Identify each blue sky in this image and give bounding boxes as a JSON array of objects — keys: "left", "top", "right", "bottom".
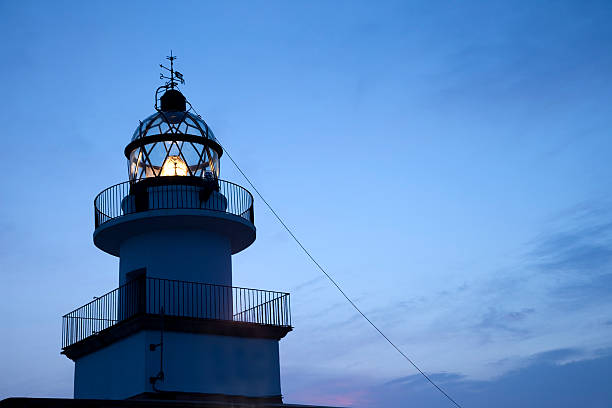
[{"left": 1, "top": 1, "right": 612, "bottom": 407}]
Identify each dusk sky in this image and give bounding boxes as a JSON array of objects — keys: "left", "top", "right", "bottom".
[{"left": 1, "top": 1, "right": 612, "bottom": 407}]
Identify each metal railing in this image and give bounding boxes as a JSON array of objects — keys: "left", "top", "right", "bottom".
[
  {"left": 94, "top": 179, "right": 254, "bottom": 228},
  {"left": 62, "top": 277, "right": 291, "bottom": 349}
]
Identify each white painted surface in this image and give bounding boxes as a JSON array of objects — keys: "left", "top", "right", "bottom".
[
  {"left": 94, "top": 209, "right": 256, "bottom": 256},
  {"left": 118, "top": 228, "right": 232, "bottom": 287},
  {"left": 74, "top": 331, "right": 281, "bottom": 399},
  {"left": 159, "top": 331, "right": 281, "bottom": 397},
  {"left": 74, "top": 331, "right": 147, "bottom": 400}
]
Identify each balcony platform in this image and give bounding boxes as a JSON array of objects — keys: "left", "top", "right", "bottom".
[
  {"left": 93, "top": 179, "right": 256, "bottom": 256},
  {"left": 62, "top": 277, "right": 292, "bottom": 360},
  {"left": 62, "top": 314, "right": 292, "bottom": 361}
]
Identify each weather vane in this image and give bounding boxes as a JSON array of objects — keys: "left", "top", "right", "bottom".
[{"left": 160, "top": 50, "right": 185, "bottom": 89}]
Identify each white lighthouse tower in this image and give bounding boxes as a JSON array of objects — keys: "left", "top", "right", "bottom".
[{"left": 61, "top": 56, "right": 294, "bottom": 405}]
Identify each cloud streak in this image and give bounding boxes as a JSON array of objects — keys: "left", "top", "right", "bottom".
[
  {"left": 283, "top": 200, "right": 612, "bottom": 391},
  {"left": 285, "top": 348, "right": 612, "bottom": 408}
]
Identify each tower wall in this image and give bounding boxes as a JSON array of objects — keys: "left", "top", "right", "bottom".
[
  {"left": 74, "top": 331, "right": 147, "bottom": 400},
  {"left": 157, "top": 332, "right": 281, "bottom": 397},
  {"left": 119, "top": 227, "right": 232, "bottom": 287},
  {"left": 73, "top": 331, "right": 281, "bottom": 400}
]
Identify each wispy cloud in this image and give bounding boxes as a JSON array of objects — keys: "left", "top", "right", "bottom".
[
  {"left": 528, "top": 202, "right": 612, "bottom": 275},
  {"left": 384, "top": 372, "right": 465, "bottom": 387},
  {"left": 284, "top": 348, "right": 612, "bottom": 408},
  {"left": 291, "top": 276, "right": 325, "bottom": 292},
  {"left": 283, "top": 200, "right": 612, "bottom": 388},
  {"left": 475, "top": 307, "right": 535, "bottom": 335}
]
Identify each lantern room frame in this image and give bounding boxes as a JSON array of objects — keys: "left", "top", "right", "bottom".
[{"left": 125, "top": 110, "right": 223, "bottom": 183}]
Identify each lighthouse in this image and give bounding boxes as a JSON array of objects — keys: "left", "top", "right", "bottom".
[{"left": 60, "top": 55, "right": 295, "bottom": 404}]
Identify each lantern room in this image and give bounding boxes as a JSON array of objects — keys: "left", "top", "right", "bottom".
[{"left": 124, "top": 89, "right": 223, "bottom": 183}]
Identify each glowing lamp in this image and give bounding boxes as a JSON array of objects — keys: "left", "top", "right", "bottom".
[{"left": 160, "top": 155, "right": 188, "bottom": 176}]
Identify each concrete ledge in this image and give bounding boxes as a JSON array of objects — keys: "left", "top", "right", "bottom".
[
  {"left": 94, "top": 209, "right": 256, "bottom": 257},
  {"left": 62, "top": 315, "right": 292, "bottom": 361}
]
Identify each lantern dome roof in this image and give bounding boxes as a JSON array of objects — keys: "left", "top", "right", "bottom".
[
  {"left": 131, "top": 111, "right": 219, "bottom": 146},
  {"left": 127, "top": 88, "right": 221, "bottom": 156},
  {"left": 124, "top": 89, "right": 224, "bottom": 183}
]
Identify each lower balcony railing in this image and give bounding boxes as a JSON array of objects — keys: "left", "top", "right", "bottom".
[{"left": 62, "top": 277, "right": 291, "bottom": 349}]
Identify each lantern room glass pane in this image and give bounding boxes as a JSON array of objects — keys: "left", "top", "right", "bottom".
[
  {"left": 128, "top": 110, "right": 221, "bottom": 182},
  {"left": 128, "top": 141, "right": 220, "bottom": 182}
]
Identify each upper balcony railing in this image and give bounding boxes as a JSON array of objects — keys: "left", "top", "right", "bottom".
[
  {"left": 94, "top": 178, "right": 254, "bottom": 228},
  {"left": 62, "top": 277, "right": 291, "bottom": 349}
]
